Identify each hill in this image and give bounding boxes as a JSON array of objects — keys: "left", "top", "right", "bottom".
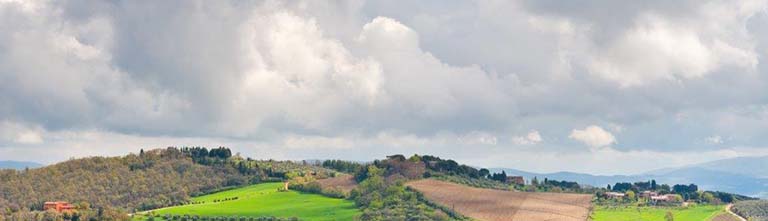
[
  {"left": 135, "top": 182, "right": 360, "bottom": 221},
  {"left": 1, "top": 151, "right": 759, "bottom": 220},
  {"left": 645, "top": 167, "right": 768, "bottom": 198},
  {"left": 0, "top": 160, "right": 42, "bottom": 170},
  {"left": 682, "top": 156, "right": 768, "bottom": 179},
  {"left": 0, "top": 147, "right": 332, "bottom": 220}
]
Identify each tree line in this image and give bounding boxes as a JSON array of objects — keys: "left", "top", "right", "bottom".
[{"left": 602, "top": 180, "right": 754, "bottom": 205}]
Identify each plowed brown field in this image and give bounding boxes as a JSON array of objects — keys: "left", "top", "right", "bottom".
[
  {"left": 711, "top": 213, "right": 742, "bottom": 221},
  {"left": 316, "top": 174, "right": 357, "bottom": 193},
  {"left": 406, "top": 179, "right": 592, "bottom": 221}
]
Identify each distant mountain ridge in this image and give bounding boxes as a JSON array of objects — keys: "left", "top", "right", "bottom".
[
  {"left": 695, "top": 156, "right": 768, "bottom": 178},
  {"left": 0, "top": 160, "right": 42, "bottom": 170},
  {"left": 491, "top": 155, "right": 768, "bottom": 199}
]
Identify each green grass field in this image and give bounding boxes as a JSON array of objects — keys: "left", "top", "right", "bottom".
[
  {"left": 133, "top": 182, "right": 360, "bottom": 221},
  {"left": 592, "top": 205, "right": 727, "bottom": 221}
]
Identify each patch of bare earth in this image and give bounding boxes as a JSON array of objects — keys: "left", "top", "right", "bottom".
[
  {"left": 406, "top": 179, "right": 592, "bottom": 221},
  {"left": 316, "top": 174, "right": 357, "bottom": 193},
  {"left": 712, "top": 213, "right": 742, "bottom": 221}
]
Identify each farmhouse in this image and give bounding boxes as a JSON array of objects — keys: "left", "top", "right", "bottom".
[
  {"left": 605, "top": 192, "right": 626, "bottom": 199},
  {"left": 43, "top": 201, "right": 75, "bottom": 212},
  {"left": 640, "top": 191, "right": 659, "bottom": 198},
  {"left": 505, "top": 176, "right": 525, "bottom": 185},
  {"left": 651, "top": 194, "right": 679, "bottom": 202}
]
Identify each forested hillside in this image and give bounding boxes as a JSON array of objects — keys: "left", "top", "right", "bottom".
[{"left": 0, "top": 147, "right": 329, "bottom": 220}]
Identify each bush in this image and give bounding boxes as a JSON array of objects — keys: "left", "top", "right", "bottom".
[{"left": 321, "top": 188, "right": 346, "bottom": 199}]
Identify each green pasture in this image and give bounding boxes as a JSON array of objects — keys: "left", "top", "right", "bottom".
[
  {"left": 592, "top": 205, "right": 729, "bottom": 221},
  {"left": 133, "top": 182, "right": 360, "bottom": 221}
]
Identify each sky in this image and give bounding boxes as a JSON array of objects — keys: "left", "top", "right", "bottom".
[{"left": 2, "top": 0, "right": 768, "bottom": 175}]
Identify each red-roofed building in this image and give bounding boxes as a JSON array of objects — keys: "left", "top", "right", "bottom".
[
  {"left": 505, "top": 176, "right": 525, "bottom": 185},
  {"left": 43, "top": 201, "right": 75, "bottom": 212}
]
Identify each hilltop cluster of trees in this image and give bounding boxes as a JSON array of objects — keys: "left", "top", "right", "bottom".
[
  {"left": 609, "top": 180, "right": 669, "bottom": 193},
  {"left": 541, "top": 178, "right": 580, "bottom": 190},
  {"left": 321, "top": 160, "right": 363, "bottom": 174},
  {"left": 321, "top": 154, "right": 501, "bottom": 183},
  {"left": 418, "top": 155, "right": 483, "bottom": 179},
  {"left": 318, "top": 155, "right": 468, "bottom": 220},
  {"left": 488, "top": 171, "right": 507, "bottom": 182},
  {"left": 609, "top": 181, "right": 702, "bottom": 201},
  {"left": 348, "top": 156, "right": 462, "bottom": 220}
]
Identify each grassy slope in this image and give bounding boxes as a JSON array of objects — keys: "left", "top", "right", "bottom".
[
  {"left": 135, "top": 182, "right": 360, "bottom": 221},
  {"left": 592, "top": 205, "right": 727, "bottom": 221}
]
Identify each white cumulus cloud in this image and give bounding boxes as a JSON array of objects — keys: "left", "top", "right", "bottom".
[
  {"left": 512, "top": 130, "right": 543, "bottom": 145},
  {"left": 458, "top": 131, "right": 498, "bottom": 145},
  {"left": 705, "top": 135, "right": 724, "bottom": 144},
  {"left": 569, "top": 125, "right": 616, "bottom": 150},
  {"left": 0, "top": 121, "right": 44, "bottom": 145}
]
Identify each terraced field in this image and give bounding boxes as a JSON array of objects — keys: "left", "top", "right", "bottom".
[
  {"left": 133, "top": 182, "right": 360, "bottom": 221},
  {"left": 406, "top": 179, "right": 592, "bottom": 221}
]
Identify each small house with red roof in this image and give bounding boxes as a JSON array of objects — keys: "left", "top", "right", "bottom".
[{"left": 43, "top": 201, "right": 75, "bottom": 212}]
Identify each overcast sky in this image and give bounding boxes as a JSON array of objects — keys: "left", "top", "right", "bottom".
[{"left": 2, "top": 0, "right": 768, "bottom": 175}]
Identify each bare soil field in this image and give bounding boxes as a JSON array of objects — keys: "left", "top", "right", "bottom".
[
  {"left": 406, "top": 179, "right": 592, "bottom": 221},
  {"left": 712, "top": 213, "right": 742, "bottom": 221},
  {"left": 317, "top": 174, "right": 357, "bottom": 193}
]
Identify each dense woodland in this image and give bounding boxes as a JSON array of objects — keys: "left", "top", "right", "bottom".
[{"left": 0, "top": 147, "right": 330, "bottom": 221}]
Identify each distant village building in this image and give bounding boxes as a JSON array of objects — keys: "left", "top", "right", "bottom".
[
  {"left": 651, "top": 194, "right": 678, "bottom": 202},
  {"left": 505, "top": 176, "right": 525, "bottom": 185},
  {"left": 640, "top": 191, "right": 659, "bottom": 198},
  {"left": 43, "top": 202, "right": 75, "bottom": 212},
  {"left": 605, "top": 192, "right": 626, "bottom": 199}
]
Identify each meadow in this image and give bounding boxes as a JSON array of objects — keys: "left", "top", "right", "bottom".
[
  {"left": 592, "top": 205, "right": 731, "bottom": 221},
  {"left": 133, "top": 182, "right": 360, "bottom": 221}
]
